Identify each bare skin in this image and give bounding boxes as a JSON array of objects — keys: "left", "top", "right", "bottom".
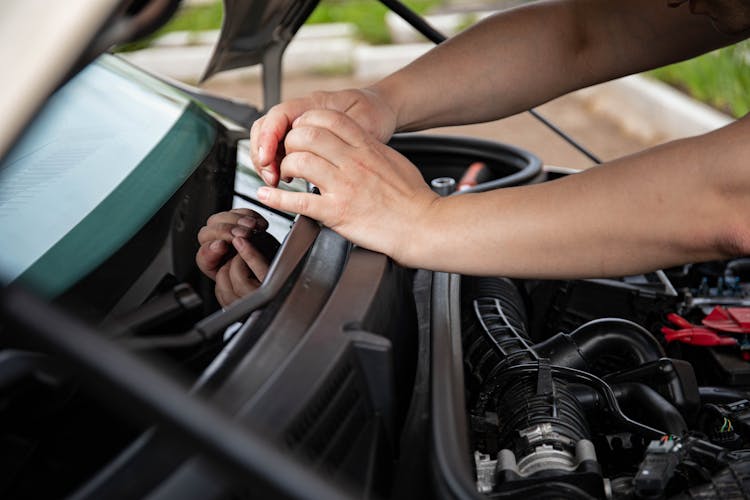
[
  {"left": 196, "top": 208, "right": 272, "bottom": 307},
  {"left": 233, "top": 0, "right": 750, "bottom": 282},
  {"left": 257, "top": 110, "right": 750, "bottom": 278}
]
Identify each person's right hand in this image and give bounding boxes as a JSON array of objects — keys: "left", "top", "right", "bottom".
[{"left": 250, "top": 87, "right": 397, "bottom": 187}]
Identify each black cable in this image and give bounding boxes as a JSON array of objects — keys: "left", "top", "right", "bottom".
[
  {"left": 378, "top": 0, "right": 447, "bottom": 45},
  {"left": 378, "top": 0, "right": 603, "bottom": 165},
  {"left": 528, "top": 109, "right": 602, "bottom": 164}
]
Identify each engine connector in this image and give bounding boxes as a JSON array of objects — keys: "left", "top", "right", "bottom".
[{"left": 634, "top": 437, "right": 683, "bottom": 498}]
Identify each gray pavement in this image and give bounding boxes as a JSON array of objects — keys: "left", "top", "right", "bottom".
[{"left": 203, "top": 74, "right": 654, "bottom": 170}]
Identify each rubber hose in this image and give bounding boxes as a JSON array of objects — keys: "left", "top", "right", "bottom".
[
  {"left": 534, "top": 318, "right": 664, "bottom": 373},
  {"left": 612, "top": 383, "right": 687, "bottom": 436}
]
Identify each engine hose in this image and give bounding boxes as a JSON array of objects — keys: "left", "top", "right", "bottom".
[
  {"left": 496, "top": 375, "right": 591, "bottom": 457},
  {"left": 463, "top": 277, "right": 674, "bottom": 458},
  {"left": 462, "top": 278, "right": 535, "bottom": 401},
  {"left": 534, "top": 318, "right": 664, "bottom": 374},
  {"left": 568, "top": 383, "right": 686, "bottom": 436},
  {"left": 462, "top": 277, "right": 590, "bottom": 457},
  {"left": 698, "top": 386, "right": 750, "bottom": 405}
]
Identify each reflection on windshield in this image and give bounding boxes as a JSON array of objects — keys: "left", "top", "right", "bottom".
[{"left": 0, "top": 56, "right": 186, "bottom": 286}]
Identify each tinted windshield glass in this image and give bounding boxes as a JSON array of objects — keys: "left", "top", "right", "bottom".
[{"left": 0, "top": 55, "right": 216, "bottom": 296}]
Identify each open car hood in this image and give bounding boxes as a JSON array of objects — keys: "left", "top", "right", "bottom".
[{"left": 201, "top": 0, "right": 320, "bottom": 108}]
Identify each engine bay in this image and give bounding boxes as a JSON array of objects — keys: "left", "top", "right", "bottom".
[{"left": 460, "top": 262, "right": 750, "bottom": 499}]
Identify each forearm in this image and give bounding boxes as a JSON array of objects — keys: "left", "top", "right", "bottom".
[
  {"left": 371, "top": 0, "right": 732, "bottom": 133},
  {"left": 400, "top": 121, "right": 750, "bottom": 278}
]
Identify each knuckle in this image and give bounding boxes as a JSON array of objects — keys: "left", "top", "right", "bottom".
[
  {"left": 310, "top": 91, "right": 329, "bottom": 106},
  {"left": 250, "top": 117, "right": 261, "bottom": 134},
  {"left": 230, "top": 208, "right": 252, "bottom": 217},
  {"left": 294, "top": 195, "right": 309, "bottom": 214},
  {"left": 303, "top": 126, "right": 323, "bottom": 143},
  {"left": 329, "top": 112, "right": 349, "bottom": 130}
]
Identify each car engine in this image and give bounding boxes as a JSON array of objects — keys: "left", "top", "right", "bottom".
[{"left": 461, "top": 264, "right": 750, "bottom": 499}]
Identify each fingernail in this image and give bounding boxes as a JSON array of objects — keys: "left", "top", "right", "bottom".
[
  {"left": 233, "top": 236, "right": 246, "bottom": 249},
  {"left": 237, "top": 217, "right": 257, "bottom": 229},
  {"left": 258, "top": 146, "right": 265, "bottom": 161},
  {"left": 210, "top": 240, "right": 223, "bottom": 251},
  {"left": 257, "top": 187, "right": 271, "bottom": 201},
  {"left": 261, "top": 170, "right": 274, "bottom": 185},
  {"left": 292, "top": 117, "right": 301, "bottom": 127},
  {"left": 231, "top": 226, "right": 249, "bottom": 238}
]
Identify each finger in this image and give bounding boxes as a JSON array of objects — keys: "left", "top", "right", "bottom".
[
  {"left": 251, "top": 120, "right": 280, "bottom": 187},
  {"left": 284, "top": 126, "right": 357, "bottom": 169},
  {"left": 279, "top": 152, "right": 338, "bottom": 189},
  {"left": 233, "top": 236, "right": 271, "bottom": 282},
  {"left": 198, "top": 222, "right": 252, "bottom": 245},
  {"left": 253, "top": 99, "right": 320, "bottom": 182},
  {"left": 215, "top": 262, "right": 239, "bottom": 307},
  {"left": 249, "top": 116, "right": 264, "bottom": 166},
  {"left": 228, "top": 254, "right": 261, "bottom": 297},
  {"left": 196, "top": 240, "right": 229, "bottom": 280},
  {"left": 231, "top": 208, "right": 269, "bottom": 231},
  {"left": 256, "top": 187, "right": 330, "bottom": 223},
  {"left": 292, "top": 109, "right": 369, "bottom": 148},
  {"left": 207, "top": 209, "right": 269, "bottom": 231}
]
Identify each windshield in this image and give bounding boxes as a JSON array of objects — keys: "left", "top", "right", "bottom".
[{"left": 0, "top": 55, "right": 216, "bottom": 297}]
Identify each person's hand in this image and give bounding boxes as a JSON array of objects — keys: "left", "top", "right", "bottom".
[
  {"left": 196, "top": 208, "right": 278, "bottom": 307},
  {"left": 255, "top": 109, "right": 440, "bottom": 265},
  {"left": 250, "top": 88, "right": 398, "bottom": 187}
]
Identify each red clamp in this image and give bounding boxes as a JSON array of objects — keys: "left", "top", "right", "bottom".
[
  {"left": 662, "top": 313, "right": 738, "bottom": 347},
  {"left": 702, "top": 306, "right": 750, "bottom": 333}
]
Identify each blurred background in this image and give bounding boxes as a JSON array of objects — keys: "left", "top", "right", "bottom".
[{"left": 117, "top": 0, "right": 747, "bottom": 169}]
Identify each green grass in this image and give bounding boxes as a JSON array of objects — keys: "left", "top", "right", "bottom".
[
  {"left": 117, "top": 2, "right": 223, "bottom": 52},
  {"left": 649, "top": 42, "right": 750, "bottom": 118},
  {"left": 117, "top": 1, "right": 750, "bottom": 119},
  {"left": 116, "top": 0, "right": 441, "bottom": 51},
  {"left": 308, "top": 0, "right": 441, "bottom": 44}
]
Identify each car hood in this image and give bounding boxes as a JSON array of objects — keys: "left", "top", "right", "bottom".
[
  {"left": 0, "top": 0, "right": 180, "bottom": 163},
  {"left": 201, "top": 0, "right": 319, "bottom": 83}
]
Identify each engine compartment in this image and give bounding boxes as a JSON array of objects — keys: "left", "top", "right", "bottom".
[{"left": 459, "top": 263, "right": 750, "bottom": 499}]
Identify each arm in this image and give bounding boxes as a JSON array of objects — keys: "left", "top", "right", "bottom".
[
  {"left": 256, "top": 110, "right": 750, "bottom": 279},
  {"left": 251, "top": 0, "right": 736, "bottom": 183},
  {"left": 375, "top": 0, "right": 736, "bottom": 132}
]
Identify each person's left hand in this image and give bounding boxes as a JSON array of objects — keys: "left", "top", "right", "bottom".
[
  {"left": 255, "top": 110, "right": 440, "bottom": 266},
  {"left": 196, "top": 208, "right": 277, "bottom": 307}
]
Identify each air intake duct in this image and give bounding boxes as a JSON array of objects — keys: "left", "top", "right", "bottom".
[{"left": 462, "top": 277, "right": 601, "bottom": 495}]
